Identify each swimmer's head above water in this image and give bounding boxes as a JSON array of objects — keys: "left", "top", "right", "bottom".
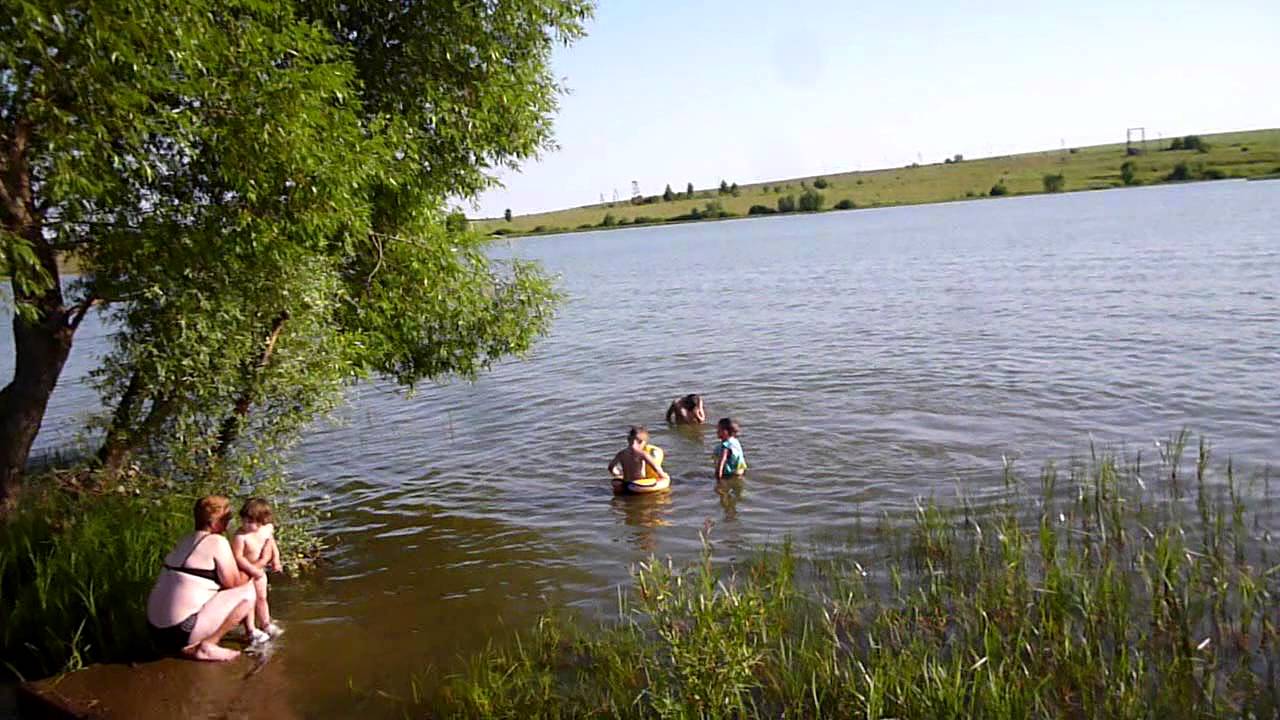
[
  {"left": 716, "top": 417, "right": 740, "bottom": 439},
  {"left": 628, "top": 425, "right": 650, "bottom": 445}
]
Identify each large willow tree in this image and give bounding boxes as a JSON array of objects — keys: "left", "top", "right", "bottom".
[{"left": 0, "top": 0, "right": 592, "bottom": 509}]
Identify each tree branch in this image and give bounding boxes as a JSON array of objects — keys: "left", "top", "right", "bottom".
[
  {"left": 10, "top": 118, "right": 34, "bottom": 214},
  {"left": 215, "top": 311, "right": 290, "bottom": 457},
  {"left": 67, "top": 296, "right": 100, "bottom": 330}
]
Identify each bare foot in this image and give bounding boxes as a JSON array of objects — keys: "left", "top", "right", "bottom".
[{"left": 183, "top": 641, "right": 240, "bottom": 662}]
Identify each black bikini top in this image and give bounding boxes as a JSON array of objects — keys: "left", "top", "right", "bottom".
[{"left": 164, "top": 532, "right": 219, "bottom": 583}]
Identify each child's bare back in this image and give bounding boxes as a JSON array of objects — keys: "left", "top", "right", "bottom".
[
  {"left": 610, "top": 446, "right": 655, "bottom": 482},
  {"left": 608, "top": 426, "right": 668, "bottom": 483}
]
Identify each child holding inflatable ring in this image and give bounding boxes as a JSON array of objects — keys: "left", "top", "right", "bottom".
[{"left": 609, "top": 426, "right": 670, "bottom": 494}]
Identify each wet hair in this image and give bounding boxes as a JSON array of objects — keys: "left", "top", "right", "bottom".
[
  {"left": 717, "top": 417, "right": 740, "bottom": 436},
  {"left": 628, "top": 425, "right": 649, "bottom": 443},
  {"left": 239, "top": 497, "right": 274, "bottom": 525},
  {"left": 194, "top": 495, "right": 232, "bottom": 531},
  {"left": 681, "top": 393, "right": 701, "bottom": 409}
]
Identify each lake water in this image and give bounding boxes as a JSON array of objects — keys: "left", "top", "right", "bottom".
[{"left": 5, "top": 180, "right": 1280, "bottom": 715}]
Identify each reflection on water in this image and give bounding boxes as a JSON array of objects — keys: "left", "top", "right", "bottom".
[
  {"left": 5, "top": 180, "right": 1279, "bottom": 715},
  {"left": 715, "top": 477, "right": 746, "bottom": 523},
  {"left": 610, "top": 493, "right": 673, "bottom": 553}
]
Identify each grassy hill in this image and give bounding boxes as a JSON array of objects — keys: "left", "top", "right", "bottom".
[{"left": 475, "top": 128, "right": 1280, "bottom": 236}]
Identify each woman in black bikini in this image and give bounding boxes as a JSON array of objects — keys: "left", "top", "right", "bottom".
[{"left": 146, "top": 495, "right": 261, "bottom": 661}]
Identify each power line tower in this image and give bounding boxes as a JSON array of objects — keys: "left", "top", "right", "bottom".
[
  {"left": 612, "top": 188, "right": 619, "bottom": 203},
  {"left": 1126, "top": 127, "right": 1147, "bottom": 155}
]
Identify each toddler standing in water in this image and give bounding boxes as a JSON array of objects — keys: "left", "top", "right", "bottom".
[
  {"left": 232, "top": 498, "right": 285, "bottom": 639},
  {"left": 713, "top": 417, "right": 747, "bottom": 479}
]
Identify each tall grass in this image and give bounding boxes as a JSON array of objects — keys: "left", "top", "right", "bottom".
[
  {"left": 430, "top": 437, "right": 1279, "bottom": 718},
  {"left": 0, "top": 477, "right": 192, "bottom": 679}
]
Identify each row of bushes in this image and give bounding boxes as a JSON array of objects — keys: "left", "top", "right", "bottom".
[
  {"left": 1165, "top": 161, "right": 1229, "bottom": 182},
  {"left": 1168, "top": 134, "right": 1210, "bottom": 152}
]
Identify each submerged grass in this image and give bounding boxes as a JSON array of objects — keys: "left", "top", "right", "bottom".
[
  {"left": 429, "top": 436, "right": 1279, "bottom": 718},
  {"left": 0, "top": 469, "right": 320, "bottom": 680}
]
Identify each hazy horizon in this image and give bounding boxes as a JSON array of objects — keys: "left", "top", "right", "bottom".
[{"left": 471, "top": 0, "right": 1279, "bottom": 218}]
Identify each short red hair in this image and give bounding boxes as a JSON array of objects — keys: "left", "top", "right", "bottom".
[{"left": 194, "top": 495, "right": 232, "bottom": 530}]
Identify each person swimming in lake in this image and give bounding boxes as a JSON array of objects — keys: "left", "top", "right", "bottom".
[
  {"left": 713, "top": 417, "right": 747, "bottom": 479},
  {"left": 608, "top": 426, "right": 669, "bottom": 488},
  {"left": 665, "top": 393, "right": 706, "bottom": 425}
]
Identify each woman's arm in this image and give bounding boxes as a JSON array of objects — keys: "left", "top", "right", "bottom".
[
  {"left": 230, "top": 535, "right": 265, "bottom": 579},
  {"left": 665, "top": 402, "right": 677, "bottom": 424},
  {"left": 213, "top": 536, "right": 251, "bottom": 588}
]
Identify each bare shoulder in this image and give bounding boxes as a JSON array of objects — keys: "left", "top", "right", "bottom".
[{"left": 210, "top": 534, "right": 236, "bottom": 561}]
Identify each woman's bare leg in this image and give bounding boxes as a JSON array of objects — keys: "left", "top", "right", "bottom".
[
  {"left": 186, "top": 582, "right": 256, "bottom": 660},
  {"left": 183, "top": 597, "right": 250, "bottom": 662}
]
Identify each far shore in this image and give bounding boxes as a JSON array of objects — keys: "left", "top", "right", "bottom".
[{"left": 475, "top": 127, "right": 1280, "bottom": 239}]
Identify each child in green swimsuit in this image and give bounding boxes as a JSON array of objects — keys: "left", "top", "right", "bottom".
[{"left": 713, "top": 417, "right": 747, "bottom": 479}]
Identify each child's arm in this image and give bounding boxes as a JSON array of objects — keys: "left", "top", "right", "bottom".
[
  {"left": 231, "top": 534, "right": 266, "bottom": 579},
  {"left": 266, "top": 537, "right": 283, "bottom": 572},
  {"left": 640, "top": 450, "right": 669, "bottom": 480},
  {"left": 715, "top": 447, "right": 729, "bottom": 480},
  {"left": 607, "top": 451, "right": 624, "bottom": 478}
]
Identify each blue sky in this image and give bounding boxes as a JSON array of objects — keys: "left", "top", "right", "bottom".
[{"left": 473, "top": 1, "right": 1279, "bottom": 218}]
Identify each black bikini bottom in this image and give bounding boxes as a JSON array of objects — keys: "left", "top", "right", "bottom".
[{"left": 149, "top": 612, "right": 198, "bottom": 652}]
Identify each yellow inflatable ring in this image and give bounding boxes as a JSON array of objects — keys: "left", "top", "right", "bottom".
[
  {"left": 613, "top": 475, "right": 671, "bottom": 495},
  {"left": 612, "top": 445, "right": 671, "bottom": 494}
]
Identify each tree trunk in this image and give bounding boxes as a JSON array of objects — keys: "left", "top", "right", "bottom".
[
  {"left": 0, "top": 117, "right": 79, "bottom": 513},
  {"left": 97, "top": 386, "right": 177, "bottom": 476},
  {"left": 0, "top": 267, "right": 73, "bottom": 512},
  {"left": 215, "top": 311, "right": 289, "bottom": 457},
  {"left": 97, "top": 370, "right": 144, "bottom": 475}
]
